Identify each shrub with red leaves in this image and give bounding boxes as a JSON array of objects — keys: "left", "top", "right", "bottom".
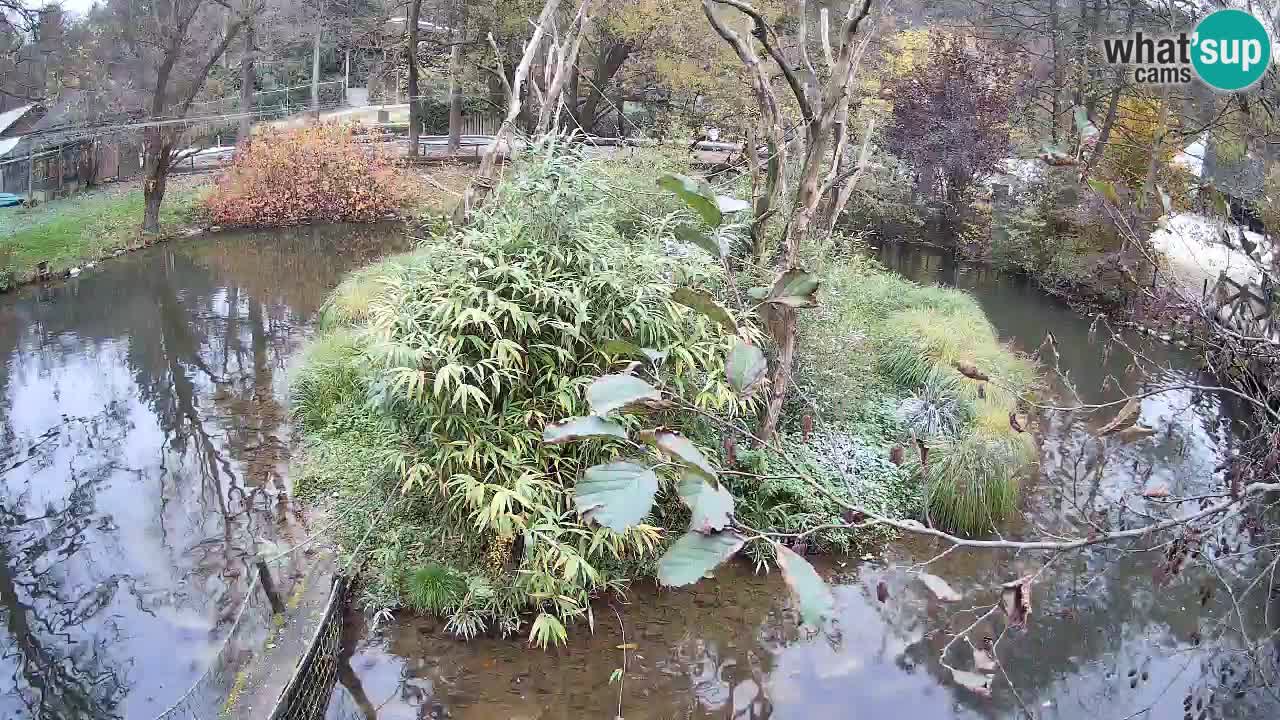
[{"left": 205, "top": 124, "right": 413, "bottom": 227}]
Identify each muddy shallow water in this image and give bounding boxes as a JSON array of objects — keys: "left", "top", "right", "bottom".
[
  {"left": 0, "top": 223, "right": 409, "bottom": 719},
  {"left": 329, "top": 244, "right": 1279, "bottom": 720}
]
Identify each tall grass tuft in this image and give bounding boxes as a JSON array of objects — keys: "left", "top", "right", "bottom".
[{"left": 796, "top": 254, "right": 1038, "bottom": 536}]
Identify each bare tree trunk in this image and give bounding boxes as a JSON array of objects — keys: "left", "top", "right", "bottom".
[
  {"left": 311, "top": 9, "right": 322, "bottom": 117},
  {"left": 1048, "top": 0, "right": 1062, "bottom": 144},
  {"left": 447, "top": 36, "right": 462, "bottom": 152},
  {"left": 238, "top": 15, "right": 255, "bottom": 142},
  {"left": 1140, "top": 87, "right": 1170, "bottom": 211},
  {"left": 1082, "top": 1, "right": 1135, "bottom": 178},
  {"left": 408, "top": 0, "right": 422, "bottom": 156},
  {"left": 536, "top": 0, "right": 594, "bottom": 135},
  {"left": 142, "top": 128, "right": 170, "bottom": 235},
  {"left": 454, "top": 0, "right": 564, "bottom": 225}
]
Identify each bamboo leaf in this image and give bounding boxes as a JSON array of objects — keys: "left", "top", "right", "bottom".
[
  {"left": 640, "top": 428, "right": 717, "bottom": 480},
  {"left": 543, "top": 416, "right": 628, "bottom": 445},
  {"left": 774, "top": 543, "right": 836, "bottom": 626},
  {"left": 677, "top": 472, "right": 735, "bottom": 533},
  {"left": 725, "top": 339, "right": 768, "bottom": 394},
  {"left": 671, "top": 287, "right": 737, "bottom": 334},
  {"left": 657, "top": 173, "right": 722, "bottom": 227},
  {"left": 766, "top": 268, "right": 820, "bottom": 308},
  {"left": 574, "top": 460, "right": 660, "bottom": 532},
  {"left": 586, "top": 374, "right": 662, "bottom": 416},
  {"left": 656, "top": 530, "right": 745, "bottom": 587}
]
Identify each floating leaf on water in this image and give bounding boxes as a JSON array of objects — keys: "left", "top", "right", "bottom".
[
  {"left": 1000, "top": 575, "right": 1034, "bottom": 628},
  {"left": 574, "top": 461, "right": 660, "bottom": 532},
  {"left": 543, "top": 416, "right": 628, "bottom": 445},
  {"left": 677, "top": 472, "right": 735, "bottom": 533},
  {"left": 615, "top": 643, "right": 637, "bottom": 650},
  {"left": 587, "top": 374, "right": 663, "bottom": 416},
  {"left": 671, "top": 287, "right": 737, "bottom": 335},
  {"left": 1097, "top": 397, "right": 1141, "bottom": 435},
  {"left": 919, "top": 573, "right": 962, "bottom": 602},
  {"left": 656, "top": 531, "right": 745, "bottom": 587},
  {"left": 657, "top": 173, "right": 722, "bottom": 227},
  {"left": 640, "top": 428, "right": 718, "bottom": 481},
  {"left": 766, "top": 268, "right": 820, "bottom": 308},
  {"left": 674, "top": 223, "right": 727, "bottom": 259},
  {"left": 951, "top": 668, "right": 993, "bottom": 696},
  {"left": 773, "top": 543, "right": 835, "bottom": 627},
  {"left": 1142, "top": 483, "right": 1171, "bottom": 498},
  {"left": 725, "top": 339, "right": 768, "bottom": 394}
]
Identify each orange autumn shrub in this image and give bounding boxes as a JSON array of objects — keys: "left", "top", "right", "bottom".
[{"left": 205, "top": 124, "right": 413, "bottom": 227}]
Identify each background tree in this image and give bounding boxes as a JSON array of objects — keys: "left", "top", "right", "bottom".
[{"left": 883, "top": 32, "right": 1018, "bottom": 229}]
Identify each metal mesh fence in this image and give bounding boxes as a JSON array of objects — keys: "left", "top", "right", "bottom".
[
  {"left": 268, "top": 577, "right": 349, "bottom": 720},
  {"left": 150, "top": 575, "right": 276, "bottom": 720}
]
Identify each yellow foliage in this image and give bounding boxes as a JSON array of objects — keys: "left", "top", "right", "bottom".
[
  {"left": 885, "top": 29, "right": 932, "bottom": 77},
  {"left": 1102, "top": 95, "right": 1179, "bottom": 191}
]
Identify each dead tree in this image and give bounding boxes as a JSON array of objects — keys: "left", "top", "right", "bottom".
[
  {"left": 453, "top": 0, "right": 594, "bottom": 225},
  {"left": 704, "top": 0, "right": 875, "bottom": 441}
]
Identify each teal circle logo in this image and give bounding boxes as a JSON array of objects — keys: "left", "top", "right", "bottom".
[{"left": 1192, "top": 9, "right": 1272, "bottom": 91}]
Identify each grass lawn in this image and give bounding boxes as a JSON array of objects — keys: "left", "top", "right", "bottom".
[{"left": 1, "top": 181, "right": 205, "bottom": 289}]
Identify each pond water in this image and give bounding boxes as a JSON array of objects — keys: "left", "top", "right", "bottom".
[
  {"left": 0, "top": 223, "right": 409, "bottom": 719},
  {"left": 3, "top": 229, "right": 1276, "bottom": 720},
  {"left": 330, "top": 243, "right": 1279, "bottom": 720}
]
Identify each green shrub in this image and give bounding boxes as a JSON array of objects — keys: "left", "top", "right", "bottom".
[{"left": 292, "top": 140, "right": 744, "bottom": 645}]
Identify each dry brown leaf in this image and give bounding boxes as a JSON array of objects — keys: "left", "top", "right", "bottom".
[
  {"left": 1000, "top": 575, "right": 1034, "bottom": 628},
  {"left": 1098, "top": 397, "right": 1141, "bottom": 435},
  {"left": 1142, "top": 484, "right": 1171, "bottom": 498},
  {"left": 919, "top": 573, "right": 962, "bottom": 602}
]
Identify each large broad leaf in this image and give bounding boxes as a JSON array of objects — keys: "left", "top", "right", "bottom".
[
  {"left": 656, "top": 530, "right": 745, "bottom": 587},
  {"left": 775, "top": 543, "right": 836, "bottom": 627},
  {"left": 715, "top": 195, "right": 752, "bottom": 214},
  {"left": 725, "top": 339, "right": 768, "bottom": 394},
  {"left": 587, "top": 374, "right": 662, "bottom": 416},
  {"left": 543, "top": 416, "right": 628, "bottom": 445},
  {"left": 674, "top": 223, "right": 727, "bottom": 259},
  {"left": 677, "top": 472, "right": 735, "bottom": 533},
  {"left": 574, "top": 461, "right": 660, "bottom": 532},
  {"left": 640, "top": 428, "right": 717, "bottom": 480},
  {"left": 746, "top": 286, "right": 770, "bottom": 301},
  {"left": 766, "top": 268, "right": 820, "bottom": 308},
  {"left": 1073, "top": 105, "right": 1099, "bottom": 144},
  {"left": 657, "top": 173, "right": 722, "bottom": 227},
  {"left": 671, "top": 287, "right": 737, "bottom": 334}
]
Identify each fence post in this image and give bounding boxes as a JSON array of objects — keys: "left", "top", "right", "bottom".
[{"left": 26, "top": 146, "right": 34, "bottom": 203}]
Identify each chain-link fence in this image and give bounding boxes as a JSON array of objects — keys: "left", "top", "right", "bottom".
[
  {"left": 268, "top": 577, "right": 349, "bottom": 720},
  {"left": 150, "top": 574, "right": 277, "bottom": 720}
]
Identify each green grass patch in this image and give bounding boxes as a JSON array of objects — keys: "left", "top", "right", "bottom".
[
  {"left": 0, "top": 186, "right": 202, "bottom": 288},
  {"left": 794, "top": 253, "right": 1039, "bottom": 536}
]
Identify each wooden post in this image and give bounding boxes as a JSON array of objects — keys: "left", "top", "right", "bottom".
[
  {"left": 256, "top": 560, "right": 286, "bottom": 614},
  {"left": 26, "top": 146, "right": 34, "bottom": 203}
]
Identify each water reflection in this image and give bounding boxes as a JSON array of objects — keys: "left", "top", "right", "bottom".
[
  {"left": 0, "top": 224, "right": 408, "bottom": 719},
  {"left": 336, "top": 243, "right": 1278, "bottom": 720}
]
